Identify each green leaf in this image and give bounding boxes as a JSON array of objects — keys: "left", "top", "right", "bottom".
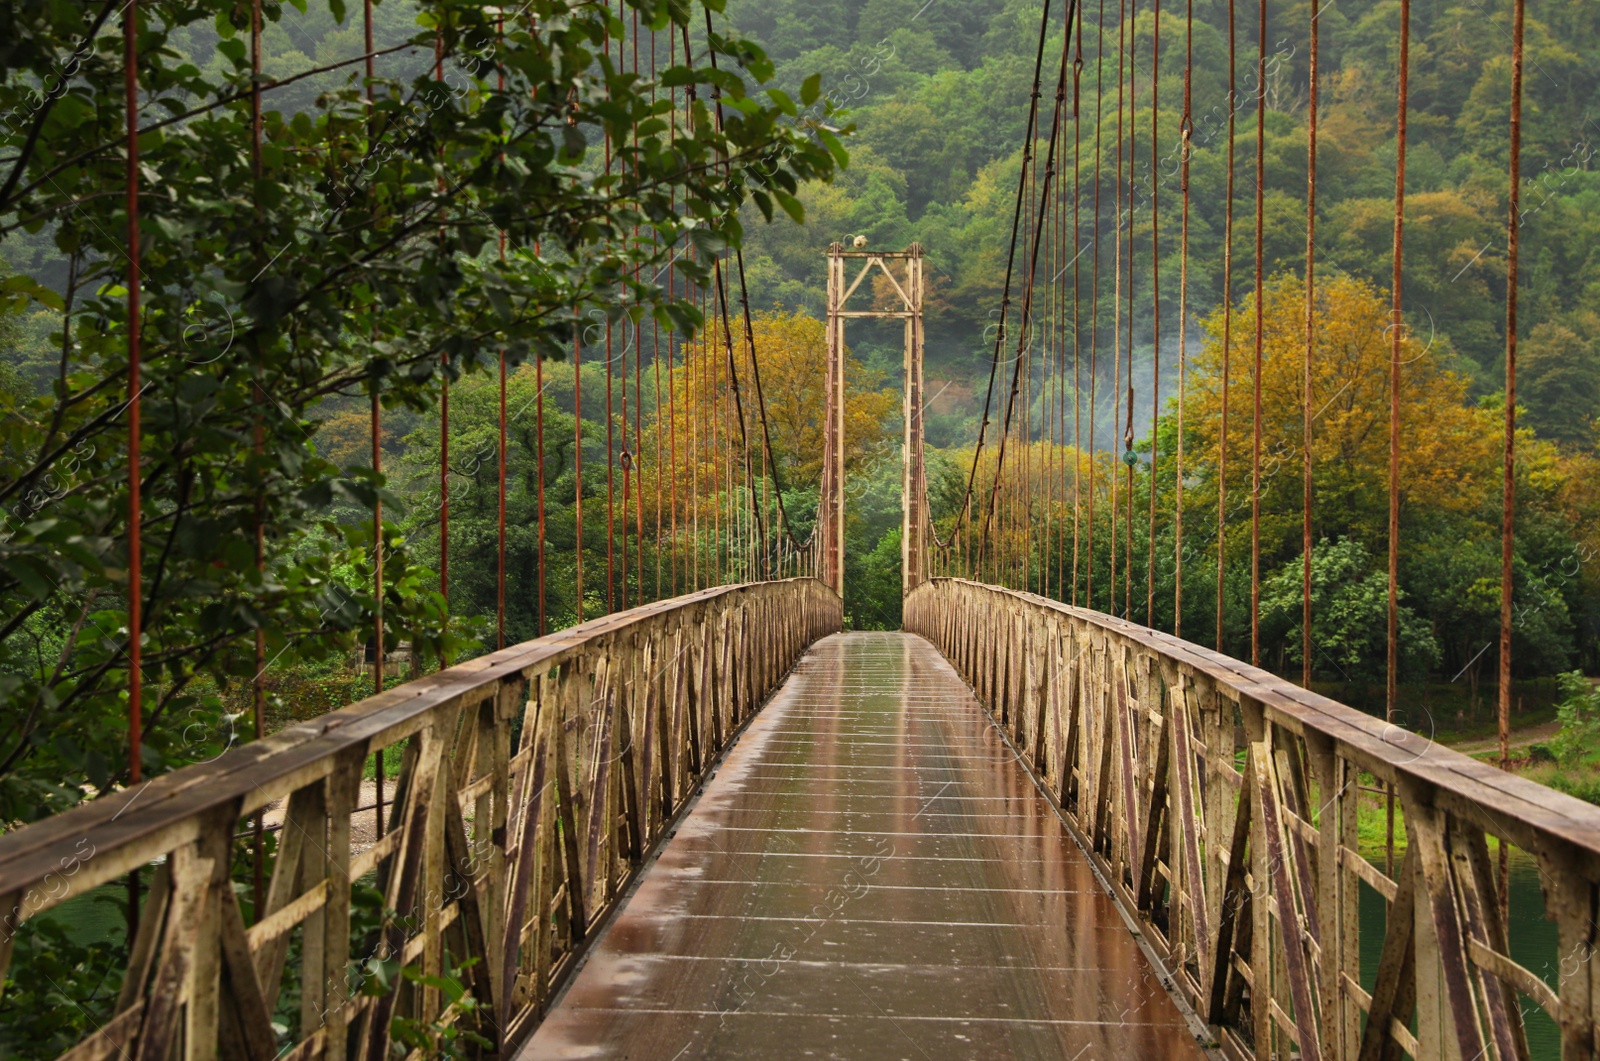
[
  {"left": 817, "top": 128, "right": 849, "bottom": 170},
  {"left": 766, "top": 89, "right": 796, "bottom": 117},
  {"left": 773, "top": 190, "right": 805, "bottom": 225},
  {"left": 1, "top": 274, "right": 65, "bottom": 311},
  {"left": 800, "top": 73, "right": 822, "bottom": 107}
]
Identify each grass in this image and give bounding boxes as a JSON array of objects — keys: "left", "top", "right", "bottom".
[
  {"left": 362, "top": 739, "right": 410, "bottom": 781},
  {"left": 1354, "top": 785, "right": 1407, "bottom": 855},
  {"left": 1515, "top": 759, "right": 1600, "bottom": 805},
  {"left": 1310, "top": 676, "right": 1564, "bottom": 745}
]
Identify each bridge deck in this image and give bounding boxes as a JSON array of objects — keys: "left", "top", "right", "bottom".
[{"left": 520, "top": 632, "right": 1209, "bottom": 1060}]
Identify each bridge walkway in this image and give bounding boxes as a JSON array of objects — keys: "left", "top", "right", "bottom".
[{"left": 520, "top": 631, "right": 1211, "bottom": 1060}]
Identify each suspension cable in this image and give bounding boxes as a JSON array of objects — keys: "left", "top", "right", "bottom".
[
  {"left": 1386, "top": 0, "right": 1411, "bottom": 722},
  {"left": 977, "top": 1, "right": 1081, "bottom": 574},
  {"left": 1499, "top": 0, "right": 1526, "bottom": 775},
  {"left": 1217, "top": 0, "right": 1236, "bottom": 653},
  {"left": 1250, "top": 0, "right": 1266, "bottom": 667},
  {"left": 1175, "top": 0, "right": 1192, "bottom": 638},
  {"left": 1147, "top": 0, "right": 1161, "bottom": 627},
  {"left": 1088, "top": 0, "right": 1105, "bottom": 611},
  {"left": 1071, "top": 3, "right": 1084, "bottom": 607},
  {"left": 1301, "top": 0, "right": 1320, "bottom": 687},
  {"left": 929, "top": 0, "right": 1060, "bottom": 570}
]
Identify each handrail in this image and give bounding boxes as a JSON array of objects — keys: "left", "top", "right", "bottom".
[
  {"left": 0, "top": 578, "right": 841, "bottom": 1060},
  {"left": 907, "top": 577, "right": 1599, "bottom": 1061}
]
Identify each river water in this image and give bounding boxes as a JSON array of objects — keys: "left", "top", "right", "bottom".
[{"left": 1358, "top": 847, "right": 1559, "bottom": 1057}]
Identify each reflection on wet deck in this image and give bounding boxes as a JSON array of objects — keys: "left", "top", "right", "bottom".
[{"left": 518, "top": 632, "right": 1210, "bottom": 1060}]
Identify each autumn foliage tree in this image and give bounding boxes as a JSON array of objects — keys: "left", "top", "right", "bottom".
[
  {"left": 641, "top": 308, "right": 898, "bottom": 541},
  {"left": 1168, "top": 273, "right": 1592, "bottom": 680},
  {"left": 1186, "top": 273, "right": 1501, "bottom": 565}
]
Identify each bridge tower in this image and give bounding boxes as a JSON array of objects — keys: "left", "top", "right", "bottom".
[{"left": 822, "top": 241, "right": 927, "bottom": 598}]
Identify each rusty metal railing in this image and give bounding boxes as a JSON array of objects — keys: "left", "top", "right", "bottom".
[
  {"left": 0, "top": 578, "right": 840, "bottom": 1060},
  {"left": 907, "top": 577, "right": 1598, "bottom": 1061}
]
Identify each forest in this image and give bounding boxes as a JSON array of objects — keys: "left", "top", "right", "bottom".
[
  {"left": 1, "top": 0, "right": 1596, "bottom": 814},
  {"left": 3, "top": 0, "right": 1598, "bottom": 814},
  {"left": 721, "top": 0, "right": 1600, "bottom": 698}
]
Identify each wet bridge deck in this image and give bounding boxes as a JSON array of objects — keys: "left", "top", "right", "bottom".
[{"left": 520, "top": 632, "right": 1211, "bottom": 1060}]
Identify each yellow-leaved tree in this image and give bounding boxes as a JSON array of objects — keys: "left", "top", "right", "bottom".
[
  {"left": 1186, "top": 272, "right": 1502, "bottom": 567},
  {"left": 640, "top": 308, "right": 899, "bottom": 530}
]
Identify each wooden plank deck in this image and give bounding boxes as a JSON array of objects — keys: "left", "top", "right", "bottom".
[{"left": 518, "top": 632, "right": 1212, "bottom": 1060}]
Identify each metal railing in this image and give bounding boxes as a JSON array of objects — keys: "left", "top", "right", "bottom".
[
  {"left": 0, "top": 578, "right": 840, "bottom": 1060},
  {"left": 907, "top": 577, "right": 1599, "bottom": 1061}
]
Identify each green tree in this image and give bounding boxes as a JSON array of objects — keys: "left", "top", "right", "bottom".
[
  {"left": 1260, "top": 537, "right": 1440, "bottom": 683},
  {"left": 0, "top": 0, "right": 840, "bottom": 821},
  {"left": 1520, "top": 322, "right": 1600, "bottom": 448},
  {"left": 1550, "top": 671, "right": 1600, "bottom": 767}
]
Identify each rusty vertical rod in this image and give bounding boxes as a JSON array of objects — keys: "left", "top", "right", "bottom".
[
  {"left": 492, "top": 20, "right": 505, "bottom": 652},
  {"left": 1111, "top": 0, "right": 1124, "bottom": 617},
  {"left": 1250, "top": 0, "right": 1266, "bottom": 668},
  {"left": 366, "top": 0, "right": 383, "bottom": 838},
  {"left": 1088, "top": 0, "right": 1104, "bottom": 613},
  {"left": 1124, "top": 0, "right": 1136, "bottom": 621},
  {"left": 497, "top": 15, "right": 508, "bottom": 651},
  {"left": 249, "top": 0, "right": 267, "bottom": 920},
  {"left": 1387, "top": 0, "right": 1411, "bottom": 723},
  {"left": 1176, "top": 0, "right": 1192, "bottom": 639},
  {"left": 124, "top": 0, "right": 142, "bottom": 787},
  {"left": 1301, "top": 0, "right": 1319, "bottom": 688},
  {"left": 1498, "top": 0, "right": 1526, "bottom": 919},
  {"left": 651, "top": 21, "right": 662, "bottom": 600},
  {"left": 575, "top": 327, "right": 585, "bottom": 620},
  {"left": 498, "top": 346, "right": 507, "bottom": 649},
  {"left": 1217, "top": 0, "right": 1236, "bottom": 653},
  {"left": 436, "top": 36, "right": 449, "bottom": 652},
  {"left": 633, "top": 4, "right": 645, "bottom": 599},
  {"left": 1147, "top": 0, "right": 1160, "bottom": 629},
  {"left": 536, "top": 345, "right": 547, "bottom": 636},
  {"left": 1071, "top": 10, "right": 1083, "bottom": 608},
  {"left": 609, "top": 0, "right": 621, "bottom": 612},
  {"left": 123, "top": 0, "right": 144, "bottom": 938}
]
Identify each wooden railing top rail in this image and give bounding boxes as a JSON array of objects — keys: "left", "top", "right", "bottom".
[
  {"left": 922, "top": 577, "right": 1600, "bottom": 864},
  {"left": 0, "top": 578, "right": 822, "bottom": 916}
]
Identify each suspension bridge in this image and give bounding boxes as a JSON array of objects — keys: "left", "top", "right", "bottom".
[{"left": 0, "top": 0, "right": 1589, "bottom": 1058}]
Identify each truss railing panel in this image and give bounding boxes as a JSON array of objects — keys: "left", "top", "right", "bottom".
[
  {"left": 0, "top": 579, "right": 840, "bottom": 1060},
  {"left": 908, "top": 577, "right": 1599, "bottom": 1061}
]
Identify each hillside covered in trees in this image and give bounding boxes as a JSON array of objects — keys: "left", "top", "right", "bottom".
[
  {"left": 1, "top": 0, "right": 1597, "bottom": 822},
  {"left": 719, "top": 0, "right": 1600, "bottom": 687}
]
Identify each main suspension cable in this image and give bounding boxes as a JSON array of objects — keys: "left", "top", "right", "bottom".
[
  {"left": 930, "top": 0, "right": 1060, "bottom": 570},
  {"left": 977, "top": 0, "right": 1081, "bottom": 573}
]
